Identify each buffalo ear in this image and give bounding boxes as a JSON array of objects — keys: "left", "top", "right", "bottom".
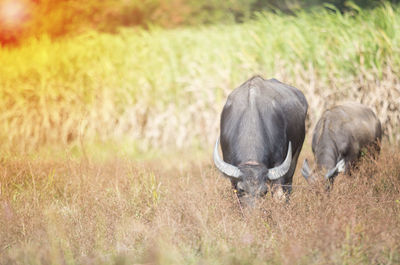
[{"left": 301, "top": 159, "right": 312, "bottom": 180}]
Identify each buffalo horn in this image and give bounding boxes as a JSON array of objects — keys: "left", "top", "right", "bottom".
[
  {"left": 267, "top": 142, "right": 292, "bottom": 180},
  {"left": 325, "top": 159, "right": 345, "bottom": 179},
  {"left": 301, "top": 159, "right": 312, "bottom": 180},
  {"left": 213, "top": 137, "right": 243, "bottom": 178}
]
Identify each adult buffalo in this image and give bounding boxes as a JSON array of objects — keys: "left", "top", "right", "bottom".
[
  {"left": 213, "top": 76, "right": 308, "bottom": 206},
  {"left": 301, "top": 102, "right": 382, "bottom": 183}
]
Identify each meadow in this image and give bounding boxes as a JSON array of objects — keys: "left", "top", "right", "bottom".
[
  {"left": 0, "top": 3, "right": 400, "bottom": 264},
  {"left": 0, "top": 146, "right": 399, "bottom": 265}
]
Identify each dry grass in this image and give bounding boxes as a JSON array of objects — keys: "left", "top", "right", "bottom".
[{"left": 1, "top": 144, "right": 399, "bottom": 265}]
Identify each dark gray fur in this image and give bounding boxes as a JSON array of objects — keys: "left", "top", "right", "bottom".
[
  {"left": 219, "top": 75, "right": 308, "bottom": 203},
  {"left": 305, "top": 102, "right": 382, "bottom": 181}
]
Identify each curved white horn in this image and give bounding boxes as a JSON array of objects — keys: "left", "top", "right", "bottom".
[
  {"left": 301, "top": 159, "right": 312, "bottom": 180},
  {"left": 213, "top": 138, "right": 242, "bottom": 179},
  {"left": 325, "top": 159, "right": 345, "bottom": 179},
  {"left": 267, "top": 142, "right": 292, "bottom": 180},
  {"left": 336, "top": 159, "right": 345, "bottom": 173}
]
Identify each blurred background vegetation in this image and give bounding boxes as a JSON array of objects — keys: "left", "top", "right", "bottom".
[
  {"left": 0, "top": 0, "right": 399, "bottom": 155},
  {"left": 1, "top": 0, "right": 400, "bottom": 44}
]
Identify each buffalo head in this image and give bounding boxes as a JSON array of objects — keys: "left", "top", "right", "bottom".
[
  {"left": 213, "top": 137, "right": 292, "bottom": 206},
  {"left": 301, "top": 158, "right": 345, "bottom": 186}
]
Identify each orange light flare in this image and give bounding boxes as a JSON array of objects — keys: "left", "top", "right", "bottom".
[{"left": 0, "top": 0, "right": 34, "bottom": 43}]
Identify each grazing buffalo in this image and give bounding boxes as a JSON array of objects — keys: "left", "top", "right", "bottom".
[
  {"left": 301, "top": 102, "right": 382, "bottom": 183},
  {"left": 213, "top": 75, "right": 308, "bottom": 206}
]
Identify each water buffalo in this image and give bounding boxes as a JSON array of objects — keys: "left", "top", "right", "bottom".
[
  {"left": 213, "top": 75, "right": 308, "bottom": 206},
  {"left": 301, "top": 102, "right": 382, "bottom": 183}
]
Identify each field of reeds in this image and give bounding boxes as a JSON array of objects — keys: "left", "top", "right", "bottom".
[
  {"left": 1, "top": 3, "right": 399, "bottom": 154},
  {"left": 1, "top": 2, "right": 400, "bottom": 265}
]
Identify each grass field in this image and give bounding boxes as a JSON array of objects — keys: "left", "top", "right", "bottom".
[
  {"left": 1, "top": 145, "right": 399, "bottom": 264},
  {"left": 1, "top": 3, "right": 400, "bottom": 265}
]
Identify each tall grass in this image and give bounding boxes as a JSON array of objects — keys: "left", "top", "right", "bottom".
[
  {"left": 0, "top": 145, "right": 399, "bottom": 264},
  {"left": 0, "top": 4, "right": 399, "bottom": 154}
]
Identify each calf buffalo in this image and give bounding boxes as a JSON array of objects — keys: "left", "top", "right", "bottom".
[
  {"left": 213, "top": 76, "right": 308, "bottom": 206},
  {"left": 301, "top": 102, "right": 382, "bottom": 182}
]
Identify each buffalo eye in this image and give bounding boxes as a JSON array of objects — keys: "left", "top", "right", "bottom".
[{"left": 236, "top": 182, "right": 246, "bottom": 195}]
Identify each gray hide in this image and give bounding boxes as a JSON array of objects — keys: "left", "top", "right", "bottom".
[
  {"left": 302, "top": 102, "right": 382, "bottom": 182},
  {"left": 214, "top": 75, "right": 308, "bottom": 206}
]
